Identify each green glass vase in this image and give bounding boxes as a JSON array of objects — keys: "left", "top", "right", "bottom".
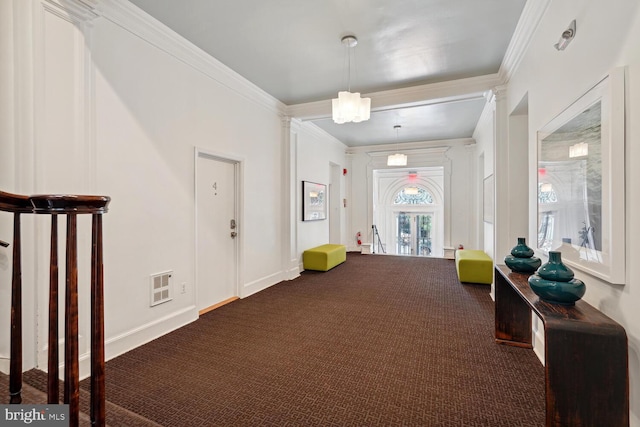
[
  {"left": 504, "top": 237, "right": 541, "bottom": 273},
  {"left": 528, "top": 251, "right": 586, "bottom": 305}
]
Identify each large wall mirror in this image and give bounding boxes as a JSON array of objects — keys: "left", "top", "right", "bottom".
[{"left": 537, "top": 68, "right": 625, "bottom": 284}]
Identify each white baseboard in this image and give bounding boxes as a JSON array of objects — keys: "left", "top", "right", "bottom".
[
  {"left": 242, "top": 271, "right": 285, "bottom": 298},
  {"left": 104, "top": 305, "right": 198, "bottom": 363},
  {"left": 33, "top": 305, "right": 198, "bottom": 380},
  {"left": 531, "top": 313, "right": 545, "bottom": 366},
  {"left": 0, "top": 358, "right": 8, "bottom": 375}
]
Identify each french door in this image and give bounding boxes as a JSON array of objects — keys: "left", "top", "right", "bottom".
[{"left": 395, "top": 212, "right": 433, "bottom": 256}]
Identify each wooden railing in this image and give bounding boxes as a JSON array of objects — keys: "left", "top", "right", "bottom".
[{"left": 1, "top": 190, "right": 110, "bottom": 427}]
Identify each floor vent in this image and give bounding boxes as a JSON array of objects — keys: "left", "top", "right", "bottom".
[{"left": 150, "top": 271, "right": 172, "bottom": 307}]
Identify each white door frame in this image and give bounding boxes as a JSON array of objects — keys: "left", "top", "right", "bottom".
[{"left": 194, "top": 147, "right": 244, "bottom": 308}]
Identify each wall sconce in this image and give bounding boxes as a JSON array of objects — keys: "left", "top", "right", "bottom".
[{"left": 554, "top": 20, "right": 576, "bottom": 51}]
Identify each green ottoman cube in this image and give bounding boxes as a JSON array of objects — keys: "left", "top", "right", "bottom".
[
  {"left": 455, "top": 249, "right": 493, "bottom": 284},
  {"left": 303, "top": 244, "right": 346, "bottom": 271}
]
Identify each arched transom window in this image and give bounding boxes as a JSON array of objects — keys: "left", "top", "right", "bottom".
[
  {"left": 538, "top": 183, "right": 558, "bottom": 204},
  {"left": 394, "top": 187, "right": 434, "bottom": 205}
]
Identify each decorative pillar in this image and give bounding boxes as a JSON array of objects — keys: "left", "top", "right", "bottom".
[
  {"left": 493, "top": 85, "right": 511, "bottom": 285},
  {"left": 280, "top": 115, "right": 300, "bottom": 280}
]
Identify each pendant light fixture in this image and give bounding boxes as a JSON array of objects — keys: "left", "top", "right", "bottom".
[
  {"left": 387, "top": 125, "right": 407, "bottom": 166},
  {"left": 332, "top": 35, "right": 371, "bottom": 124}
]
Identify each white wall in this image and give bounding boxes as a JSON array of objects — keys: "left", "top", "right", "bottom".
[
  {"left": 1, "top": 0, "right": 330, "bottom": 376},
  {"left": 499, "top": 1, "right": 640, "bottom": 424},
  {"left": 0, "top": 0, "right": 16, "bottom": 372},
  {"left": 472, "top": 101, "right": 495, "bottom": 258},
  {"left": 91, "top": 12, "right": 288, "bottom": 351},
  {"left": 295, "top": 123, "right": 347, "bottom": 265},
  {"left": 347, "top": 141, "right": 477, "bottom": 254}
]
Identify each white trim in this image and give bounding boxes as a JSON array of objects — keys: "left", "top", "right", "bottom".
[
  {"left": 194, "top": 147, "right": 245, "bottom": 309},
  {"left": 297, "top": 120, "right": 347, "bottom": 149},
  {"left": 287, "top": 75, "right": 499, "bottom": 121},
  {"left": 242, "top": 271, "right": 286, "bottom": 299},
  {"left": 34, "top": 305, "right": 198, "bottom": 380},
  {"left": 498, "top": 0, "right": 552, "bottom": 83},
  {"left": 531, "top": 312, "right": 545, "bottom": 366},
  {"left": 349, "top": 138, "right": 474, "bottom": 155},
  {"left": 92, "top": 0, "right": 285, "bottom": 116}
]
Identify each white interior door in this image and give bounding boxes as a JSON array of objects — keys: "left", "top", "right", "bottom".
[{"left": 196, "top": 152, "right": 238, "bottom": 312}]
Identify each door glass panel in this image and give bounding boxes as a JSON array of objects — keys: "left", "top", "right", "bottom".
[
  {"left": 396, "top": 213, "right": 411, "bottom": 255},
  {"left": 416, "top": 214, "right": 432, "bottom": 256},
  {"left": 395, "top": 212, "right": 433, "bottom": 256}
]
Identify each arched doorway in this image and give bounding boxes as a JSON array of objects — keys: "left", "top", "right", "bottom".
[{"left": 373, "top": 167, "right": 444, "bottom": 257}]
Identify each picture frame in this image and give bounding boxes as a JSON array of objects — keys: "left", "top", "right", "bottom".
[
  {"left": 483, "top": 174, "right": 494, "bottom": 224},
  {"left": 302, "top": 181, "right": 327, "bottom": 221},
  {"left": 536, "top": 68, "right": 625, "bottom": 284}
]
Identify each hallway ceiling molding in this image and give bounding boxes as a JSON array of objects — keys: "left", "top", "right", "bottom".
[{"left": 127, "top": 0, "right": 542, "bottom": 147}]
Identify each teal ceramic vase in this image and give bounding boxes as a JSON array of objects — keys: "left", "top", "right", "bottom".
[
  {"left": 528, "top": 251, "right": 586, "bottom": 305},
  {"left": 504, "top": 237, "right": 541, "bottom": 273}
]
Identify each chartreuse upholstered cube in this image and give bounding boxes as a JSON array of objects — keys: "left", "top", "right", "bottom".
[
  {"left": 455, "top": 249, "right": 493, "bottom": 284},
  {"left": 303, "top": 244, "right": 346, "bottom": 271}
]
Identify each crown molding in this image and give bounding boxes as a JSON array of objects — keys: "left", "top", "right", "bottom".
[
  {"left": 287, "top": 74, "right": 500, "bottom": 121},
  {"left": 42, "top": 0, "right": 99, "bottom": 22},
  {"left": 298, "top": 121, "right": 348, "bottom": 150},
  {"left": 91, "top": 0, "right": 286, "bottom": 116},
  {"left": 346, "top": 138, "right": 475, "bottom": 155},
  {"left": 498, "top": 0, "right": 552, "bottom": 83}
]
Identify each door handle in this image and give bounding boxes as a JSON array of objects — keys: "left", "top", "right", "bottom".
[
  {"left": 230, "top": 231, "right": 237, "bottom": 239},
  {"left": 0, "top": 240, "right": 9, "bottom": 248}
]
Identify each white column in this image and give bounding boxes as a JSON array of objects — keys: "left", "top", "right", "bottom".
[
  {"left": 493, "top": 85, "right": 510, "bottom": 282},
  {"left": 280, "top": 115, "right": 300, "bottom": 280}
]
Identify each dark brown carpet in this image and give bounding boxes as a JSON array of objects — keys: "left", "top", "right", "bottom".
[{"left": 73, "top": 253, "right": 545, "bottom": 426}]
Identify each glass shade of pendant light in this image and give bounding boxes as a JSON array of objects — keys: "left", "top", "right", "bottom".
[
  {"left": 332, "top": 35, "right": 371, "bottom": 124},
  {"left": 387, "top": 125, "right": 407, "bottom": 166}
]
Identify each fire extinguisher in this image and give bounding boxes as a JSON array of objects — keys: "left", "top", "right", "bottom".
[{"left": 356, "top": 232, "right": 362, "bottom": 246}]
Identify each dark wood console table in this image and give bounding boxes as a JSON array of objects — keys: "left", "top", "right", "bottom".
[{"left": 494, "top": 265, "right": 629, "bottom": 426}]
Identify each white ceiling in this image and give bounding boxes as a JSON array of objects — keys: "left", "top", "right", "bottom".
[{"left": 128, "top": 0, "right": 527, "bottom": 147}]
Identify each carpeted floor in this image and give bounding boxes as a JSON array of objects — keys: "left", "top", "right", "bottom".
[{"left": 74, "top": 253, "right": 545, "bottom": 426}]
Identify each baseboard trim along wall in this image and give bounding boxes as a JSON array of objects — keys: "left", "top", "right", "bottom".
[{"left": 242, "top": 271, "right": 288, "bottom": 299}]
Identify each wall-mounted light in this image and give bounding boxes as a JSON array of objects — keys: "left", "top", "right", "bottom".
[{"left": 554, "top": 20, "right": 576, "bottom": 51}]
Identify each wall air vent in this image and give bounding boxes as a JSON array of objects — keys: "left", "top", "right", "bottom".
[{"left": 150, "top": 271, "right": 173, "bottom": 307}]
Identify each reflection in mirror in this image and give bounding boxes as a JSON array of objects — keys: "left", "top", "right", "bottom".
[{"left": 537, "top": 101, "right": 602, "bottom": 264}]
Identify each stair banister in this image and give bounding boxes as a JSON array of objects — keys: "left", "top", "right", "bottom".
[{"left": 1, "top": 190, "right": 110, "bottom": 427}]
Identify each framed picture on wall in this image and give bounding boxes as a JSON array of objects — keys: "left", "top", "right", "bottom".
[{"left": 302, "top": 181, "right": 327, "bottom": 221}]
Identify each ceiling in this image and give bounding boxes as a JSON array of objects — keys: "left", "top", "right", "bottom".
[{"left": 128, "top": 0, "right": 527, "bottom": 147}]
